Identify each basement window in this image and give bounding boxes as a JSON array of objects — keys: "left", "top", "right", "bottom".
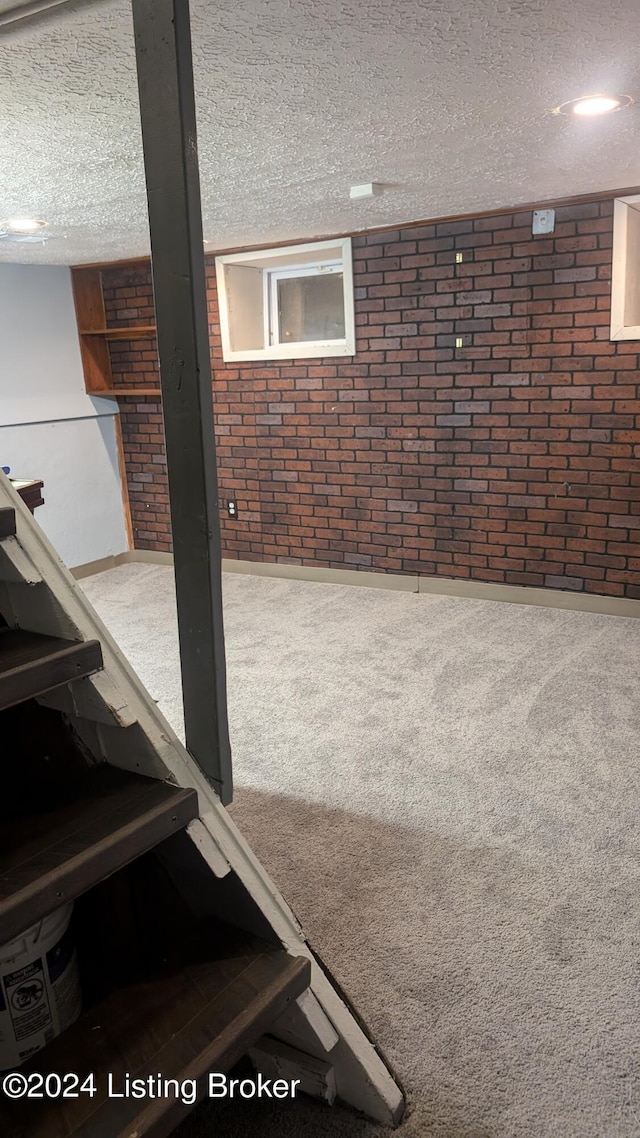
[
  {"left": 215, "top": 238, "right": 355, "bottom": 362},
  {"left": 610, "top": 195, "right": 640, "bottom": 340}
]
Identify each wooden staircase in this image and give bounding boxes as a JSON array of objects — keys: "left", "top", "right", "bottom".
[
  {"left": 0, "top": 498, "right": 311, "bottom": 1137},
  {"left": 0, "top": 627, "right": 103, "bottom": 711},
  {"left": 0, "top": 474, "right": 405, "bottom": 1134}
]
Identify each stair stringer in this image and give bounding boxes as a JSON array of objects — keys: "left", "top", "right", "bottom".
[{"left": 0, "top": 474, "right": 405, "bottom": 1127}]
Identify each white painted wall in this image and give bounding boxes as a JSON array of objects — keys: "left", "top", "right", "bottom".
[{"left": 0, "top": 263, "right": 128, "bottom": 567}]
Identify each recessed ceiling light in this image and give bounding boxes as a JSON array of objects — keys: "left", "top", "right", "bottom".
[
  {"left": 554, "top": 93, "right": 633, "bottom": 117},
  {"left": 5, "top": 218, "right": 48, "bottom": 232},
  {"left": 0, "top": 218, "right": 51, "bottom": 244}
]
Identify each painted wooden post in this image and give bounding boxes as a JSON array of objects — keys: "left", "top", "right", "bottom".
[{"left": 131, "top": 0, "right": 232, "bottom": 803}]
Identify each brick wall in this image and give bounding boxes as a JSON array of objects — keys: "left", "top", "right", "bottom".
[{"left": 106, "top": 197, "right": 640, "bottom": 598}]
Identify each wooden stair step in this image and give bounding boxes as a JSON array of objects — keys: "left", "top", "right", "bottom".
[
  {"left": 0, "top": 767, "right": 199, "bottom": 942},
  {"left": 4, "top": 934, "right": 311, "bottom": 1138},
  {"left": 0, "top": 506, "right": 16, "bottom": 540},
  {"left": 0, "top": 628, "right": 103, "bottom": 711}
]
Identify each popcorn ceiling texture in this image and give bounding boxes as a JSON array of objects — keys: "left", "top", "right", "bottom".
[
  {"left": 1, "top": 0, "right": 640, "bottom": 265},
  {"left": 111, "top": 197, "right": 640, "bottom": 599}
]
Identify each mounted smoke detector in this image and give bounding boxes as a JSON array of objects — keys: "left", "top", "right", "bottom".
[
  {"left": 349, "top": 183, "right": 383, "bottom": 200},
  {"left": 553, "top": 94, "right": 633, "bottom": 117}
]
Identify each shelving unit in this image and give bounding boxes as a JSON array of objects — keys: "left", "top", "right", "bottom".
[{"left": 70, "top": 266, "right": 160, "bottom": 396}]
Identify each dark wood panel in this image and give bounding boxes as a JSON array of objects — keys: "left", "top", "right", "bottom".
[
  {"left": 71, "top": 268, "right": 105, "bottom": 332},
  {"left": 13, "top": 480, "right": 44, "bottom": 512},
  {"left": 78, "top": 333, "right": 113, "bottom": 394},
  {"left": 0, "top": 506, "right": 16, "bottom": 539},
  {"left": 2, "top": 933, "right": 310, "bottom": 1138},
  {"left": 0, "top": 629, "right": 103, "bottom": 710},
  {"left": 0, "top": 767, "right": 199, "bottom": 941},
  {"left": 0, "top": 701, "right": 104, "bottom": 816}
]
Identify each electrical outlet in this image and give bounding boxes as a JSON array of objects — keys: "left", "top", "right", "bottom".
[{"left": 227, "top": 500, "right": 238, "bottom": 519}]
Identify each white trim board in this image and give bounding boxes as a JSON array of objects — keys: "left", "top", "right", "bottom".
[
  {"left": 72, "top": 550, "right": 640, "bottom": 619},
  {"left": 610, "top": 194, "right": 640, "bottom": 341}
]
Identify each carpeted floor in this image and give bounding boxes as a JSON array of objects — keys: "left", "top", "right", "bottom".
[{"left": 81, "top": 564, "right": 640, "bottom": 1138}]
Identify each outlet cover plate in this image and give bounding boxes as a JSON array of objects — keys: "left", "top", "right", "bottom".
[{"left": 532, "top": 209, "right": 556, "bottom": 235}]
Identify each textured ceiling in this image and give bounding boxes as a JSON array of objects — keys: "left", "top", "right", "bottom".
[{"left": 1, "top": 0, "right": 639, "bottom": 265}]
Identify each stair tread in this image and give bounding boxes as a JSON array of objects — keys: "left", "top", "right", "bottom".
[
  {"left": 0, "top": 507, "right": 16, "bottom": 540},
  {"left": 0, "top": 767, "right": 199, "bottom": 941},
  {"left": 3, "top": 933, "right": 311, "bottom": 1138},
  {"left": 0, "top": 628, "right": 103, "bottom": 711}
]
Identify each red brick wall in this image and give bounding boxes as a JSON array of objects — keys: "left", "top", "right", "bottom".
[{"left": 106, "top": 197, "right": 640, "bottom": 598}]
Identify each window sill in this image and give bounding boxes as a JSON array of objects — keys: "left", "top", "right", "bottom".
[
  {"left": 223, "top": 340, "right": 355, "bottom": 364},
  {"left": 610, "top": 323, "right": 640, "bottom": 342}
]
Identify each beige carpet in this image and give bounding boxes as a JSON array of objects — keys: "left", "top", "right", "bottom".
[{"left": 81, "top": 564, "right": 640, "bottom": 1138}]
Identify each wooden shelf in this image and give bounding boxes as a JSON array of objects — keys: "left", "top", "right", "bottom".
[
  {"left": 0, "top": 506, "right": 16, "bottom": 540},
  {"left": 0, "top": 629, "right": 103, "bottom": 711},
  {"left": 91, "top": 388, "right": 162, "bottom": 397},
  {"left": 71, "top": 268, "right": 159, "bottom": 396},
  {"left": 79, "top": 326, "right": 157, "bottom": 339},
  {"left": 3, "top": 921, "right": 310, "bottom": 1138},
  {"left": 0, "top": 767, "right": 199, "bottom": 943}
]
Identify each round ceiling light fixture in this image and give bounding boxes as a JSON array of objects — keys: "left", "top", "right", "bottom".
[
  {"left": 0, "top": 218, "right": 51, "bottom": 244},
  {"left": 554, "top": 93, "right": 633, "bottom": 117},
  {"left": 5, "top": 217, "right": 48, "bottom": 232}
]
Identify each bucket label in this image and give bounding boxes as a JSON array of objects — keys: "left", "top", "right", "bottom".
[{"left": 3, "top": 959, "right": 53, "bottom": 1043}]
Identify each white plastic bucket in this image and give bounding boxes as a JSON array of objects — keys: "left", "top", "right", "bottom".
[{"left": 0, "top": 903, "right": 82, "bottom": 1069}]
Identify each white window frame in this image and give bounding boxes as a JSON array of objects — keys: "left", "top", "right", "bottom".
[
  {"left": 215, "top": 237, "right": 355, "bottom": 362},
  {"left": 268, "top": 261, "right": 344, "bottom": 348},
  {"left": 610, "top": 194, "right": 640, "bottom": 341}
]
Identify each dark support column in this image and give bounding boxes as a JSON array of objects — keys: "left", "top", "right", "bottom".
[{"left": 131, "top": 0, "right": 232, "bottom": 803}]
